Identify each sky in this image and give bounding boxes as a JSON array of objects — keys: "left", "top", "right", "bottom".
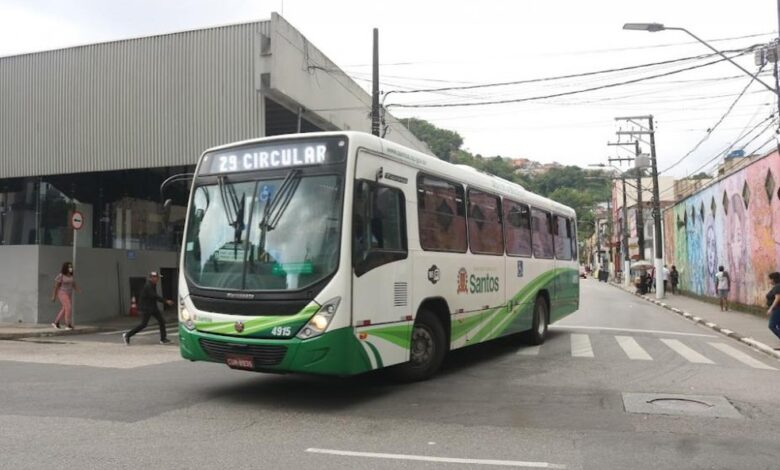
[{"left": 1, "top": 0, "right": 778, "bottom": 178}]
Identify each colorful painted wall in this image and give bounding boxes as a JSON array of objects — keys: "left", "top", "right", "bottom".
[{"left": 663, "top": 151, "right": 780, "bottom": 307}]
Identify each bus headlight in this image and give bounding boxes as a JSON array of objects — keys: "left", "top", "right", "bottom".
[
  {"left": 179, "top": 305, "right": 195, "bottom": 330},
  {"left": 297, "top": 297, "right": 340, "bottom": 340}
]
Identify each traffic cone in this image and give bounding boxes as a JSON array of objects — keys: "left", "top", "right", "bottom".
[{"left": 129, "top": 296, "right": 138, "bottom": 317}]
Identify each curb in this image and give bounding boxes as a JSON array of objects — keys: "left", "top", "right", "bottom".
[
  {"left": 608, "top": 282, "right": 780, "bottom": 361},
  {"left": 0, "top": 326, "right": 112, "bottom": 341}
]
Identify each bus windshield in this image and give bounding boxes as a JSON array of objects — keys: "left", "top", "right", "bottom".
[{"left": 184, "top": 174, "right": 343, "bottom": 291}]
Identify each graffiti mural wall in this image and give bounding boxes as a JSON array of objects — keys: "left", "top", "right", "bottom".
[{"left": 663, "top": 151, "right": 780, "bottom": 307}]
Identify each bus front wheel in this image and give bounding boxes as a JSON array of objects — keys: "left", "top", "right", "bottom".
[
  {"left": 391, "top": 311, "right": 446, "bottom": 382},
  {"left": 528, "top": 296, "right": 549, "bottom": 345}
]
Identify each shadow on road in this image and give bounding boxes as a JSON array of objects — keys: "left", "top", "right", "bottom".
[{"left": 197, "top": 331, "right": 553, "bottom": 411}]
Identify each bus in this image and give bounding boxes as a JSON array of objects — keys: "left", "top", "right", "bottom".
[{"left": 177, "top": 131, "right": 579, "bottom": 380}]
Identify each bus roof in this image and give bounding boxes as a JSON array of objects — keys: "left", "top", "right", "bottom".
[{"left": 203, "top": 131, "right": 576, "bottom": 218}]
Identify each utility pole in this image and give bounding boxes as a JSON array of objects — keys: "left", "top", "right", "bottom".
[
  {"left": 371, "top": 28, "right": 380, "bottom": 137},
  {"left": 616, "top": 115, "right": 664, "bottom": 299},
  {"left": 604, "top": 156, "right": 635, "bottom": 287},
  {"left": 607, "top": 143, "right": 644, "bottom": 263}
]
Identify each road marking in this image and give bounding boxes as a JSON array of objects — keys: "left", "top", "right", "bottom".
[
  {"left": 552, "top": 325, "right": 717, "bottom": 338},
  {"left": 517, "top": 345, "right": 540, "bottom": 356},
  {"left": 660, "top": 339, "right": 714, "bottom": 364},
  {"left": 615, "top": 336, "right": 652, "bottom": 361},
  {"left": 570, "top": 334, "right": 594, "bottom": 358},
  {"left": 708, "top": 342, "right": 777, "bottom": 370},
  {"left": 305, "top": 448, "right": 566, "bottom": 469}
]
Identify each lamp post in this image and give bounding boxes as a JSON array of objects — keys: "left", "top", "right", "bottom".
[
  {"left": 622, "top": 23, "right": 776, "bottom": 94},
  {"left": 624, "top": 22, "right": 780, "bottom": 156}
]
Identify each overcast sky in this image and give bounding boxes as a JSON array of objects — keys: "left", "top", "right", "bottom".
[{"left": 1, "top": 0, "right": 777, "bottom": 177}]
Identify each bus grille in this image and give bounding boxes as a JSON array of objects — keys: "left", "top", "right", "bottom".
[{"left": 199, "top": 339, "right": 287, "bottom": 366}]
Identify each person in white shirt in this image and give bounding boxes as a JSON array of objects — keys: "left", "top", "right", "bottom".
[{"left": 714, "top": 265, "right": 731, "bottom": 311}]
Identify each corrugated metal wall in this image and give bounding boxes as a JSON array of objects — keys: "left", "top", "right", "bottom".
[{"left": 0, "top": 22, "right": 268, "bottom": 178}]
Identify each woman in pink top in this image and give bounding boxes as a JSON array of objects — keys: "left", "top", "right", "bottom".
[{"left": 51, "top": 262, "right": 80, "bottom": 330}]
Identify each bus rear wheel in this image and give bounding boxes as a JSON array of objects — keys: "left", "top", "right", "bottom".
[
  {"left": 527, "top": 296, "right": 548, "bottom": 345},
  {"left": 390, "top": 311, "right": 446, "bottom": 382}
]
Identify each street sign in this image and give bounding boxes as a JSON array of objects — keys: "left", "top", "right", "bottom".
[{"left": 70, "top": 211, "right": 84, "bottom": 231}]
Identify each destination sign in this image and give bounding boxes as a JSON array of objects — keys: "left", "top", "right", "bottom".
[{"left": 200, "top": 137, "right": 347, "bottom": 175}]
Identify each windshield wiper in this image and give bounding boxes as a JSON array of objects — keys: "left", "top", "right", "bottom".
[
  {"left": 256, "top": 169, "right": 301, "bottom": 257},
  {"left": 217, "top": 176, "right": 246, "bottom": 251},
  {"left": 261, "top": 169, "right": 302, "bottom": 232}
]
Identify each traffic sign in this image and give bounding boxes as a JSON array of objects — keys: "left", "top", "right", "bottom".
[{"left": 70, "top": 211, "right": 84, "bottom": 231}]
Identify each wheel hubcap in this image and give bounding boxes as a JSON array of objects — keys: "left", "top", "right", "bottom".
[{"left": 410, "top": 326, "right": 434, "bottom": 366}]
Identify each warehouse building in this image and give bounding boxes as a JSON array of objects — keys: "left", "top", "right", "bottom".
[{"left": 0, "top": 13, "right": 428, "bottom": 324}]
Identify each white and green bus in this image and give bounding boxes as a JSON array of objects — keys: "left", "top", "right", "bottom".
[{"left": 177, "top": 131, "right": 579, "bottom": 380}]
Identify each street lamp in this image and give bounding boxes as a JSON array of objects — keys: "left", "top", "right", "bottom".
[{"left": 622, "top": 23, "right": 777, "bottom": 95}]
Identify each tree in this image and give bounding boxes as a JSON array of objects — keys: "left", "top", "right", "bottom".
[{"left": 403, "top": 118, "right": 463, "bottom": 162}]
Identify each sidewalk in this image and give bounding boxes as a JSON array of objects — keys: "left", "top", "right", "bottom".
[
  {"left": 611, "top": 282, "right": 780, "bottom": 360},
  {"left": 0, "top": 311, "right": 178, "bottom": 340}
]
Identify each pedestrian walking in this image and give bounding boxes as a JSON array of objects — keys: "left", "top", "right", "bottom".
[
  {"left": 123, "top": 271, "right": 173, "bottom": 345},
  {"left": 715, "top": 265, "right": 731, "bottom": 311},
  {"left": 670, "top": 265, "right": 679, "bottom": 294},
  {"left": 766, "top": 272, "right": 780, "bottom": 349},
  {"left": 51, "top": 261, "right": 80, "bottom": 330}
]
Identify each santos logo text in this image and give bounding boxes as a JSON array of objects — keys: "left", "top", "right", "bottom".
[{"left": 470, "top": 274, "right": 500, "bottom": 294}]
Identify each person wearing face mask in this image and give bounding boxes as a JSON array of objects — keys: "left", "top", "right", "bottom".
[{"left": 51, "top": 262, "right": 80, "bottom": 330}]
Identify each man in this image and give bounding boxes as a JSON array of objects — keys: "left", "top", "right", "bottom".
[
  {"left": 715, "top": 265, "right": 731, "bottom": 311},
  {"left": 123, "top": 271, "right": 174, "bottom": 345}
]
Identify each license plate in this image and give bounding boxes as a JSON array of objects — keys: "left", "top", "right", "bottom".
[{"left": 225, "top": 355, "right": 254, "bottom": 370}]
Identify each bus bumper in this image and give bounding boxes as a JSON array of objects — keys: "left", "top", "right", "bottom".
[{"left": 178, "top": 324, "right": 373, "bottom": 376}]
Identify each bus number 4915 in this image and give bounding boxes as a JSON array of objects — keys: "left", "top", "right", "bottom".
[{"left": 271, "top": 326, "right": 291, "bottom": 336}]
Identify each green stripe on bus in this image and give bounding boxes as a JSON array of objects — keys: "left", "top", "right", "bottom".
[
  {"left": 364, "top": 341, "right": 384, "bottom": 369},
  {"left": 363, "top": 324, "right": 413, "bottom": 349}
]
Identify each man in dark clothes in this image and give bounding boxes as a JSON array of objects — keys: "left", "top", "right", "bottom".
[{"left": 123, "top": 271, "right": 173, "bottom": 345}]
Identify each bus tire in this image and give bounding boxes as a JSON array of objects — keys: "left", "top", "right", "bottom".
[
  {"left": 527, "top": 295, "right": 548, "bottom": 345},
  {"left": 390, "top": 311, "right": 446, "bottom": 382}
]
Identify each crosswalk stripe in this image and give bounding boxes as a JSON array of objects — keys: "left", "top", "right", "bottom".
[
  {"left": 615, "top": 336, "right": 652, "bottom": 360},
  {"left": 708, "top": 342, "right": 777, "bottom": 370},
  {"left": 517, "top": 345, "right": 540, "bottom": 356},
  {"left": 570, "top": 334, "right": 594, "bottom": 358},
  {"left": 660, "top": 339, "right": 714, "bottom": 364}
]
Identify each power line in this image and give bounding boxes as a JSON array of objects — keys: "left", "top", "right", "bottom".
[
  {"left": 659, "top": 63, "right": 766, "bottom": 174},
  {"left": 340, "top": 31, "right": 776, "bottom": 67},
  {"left": 387, "top": 52, "right": 752, "bottom": 109},
  {"left": 656, "top": 115, "right": 777, "bottom": 196},
  {"left": 386, "top": 51, "right": 736, "bottom": 96}
]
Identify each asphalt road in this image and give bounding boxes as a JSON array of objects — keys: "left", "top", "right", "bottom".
[{"left": 1, "top": 279, "right": 779, "bottom": 470}]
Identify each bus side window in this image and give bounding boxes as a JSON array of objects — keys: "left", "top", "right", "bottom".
[
  {"left": 467, "top": 189, "right": 503, "bottom": 255},
  {"left": 553, "top": 214, "right": 572, "bottom": 260},
  {"left": 531, "top": 208, "right": 554, "bottom": 259},
  {"left": 417, "top": 174, "right": 467, "bottom": 252},
  {"left": 504, "top": 200, "right": 531, "bottom": 257},
  {"left": 353, "top": 180, "right": 408, "bottom": 276}
]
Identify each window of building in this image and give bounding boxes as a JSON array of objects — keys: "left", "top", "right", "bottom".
[
  {"left": 503, "top": 200, "right": 532, "bottom": 257},
  {"left": 467, "top": 189, "right": 503, "bottom": 255},
  {"left": 531, "top": 208, "right": 554, "bottom": 259},
  {"left": 417, "top": 175, "right": 467, "bottom": 252}
]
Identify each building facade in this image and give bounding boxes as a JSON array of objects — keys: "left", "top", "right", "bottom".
[
  {"left": 662, "top": 150, "right": 780, "bottom": 308},
  {"left": 0, "top": 14, "right": 428, "bottom": 323}
]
